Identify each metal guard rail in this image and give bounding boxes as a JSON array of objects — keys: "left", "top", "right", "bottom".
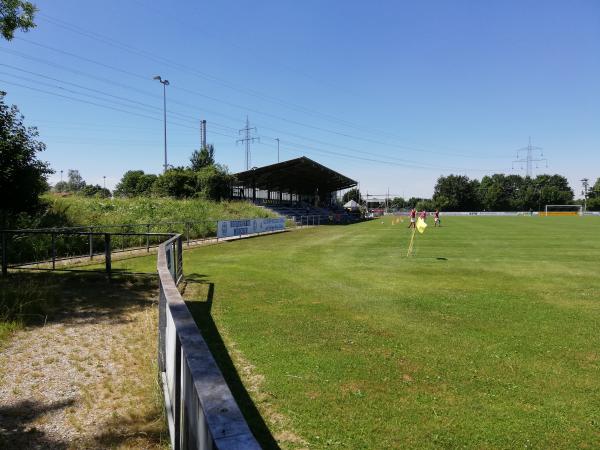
[{"left": 157, "top": 234, "right": 260, "bottom": 450}]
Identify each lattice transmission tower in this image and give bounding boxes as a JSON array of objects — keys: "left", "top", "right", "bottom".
[
  {"left": 512, "top": 137, "right": 548, "bottom": 177},
  {"left": 237, "top": 117, "right": 259, "bottom": 170}
]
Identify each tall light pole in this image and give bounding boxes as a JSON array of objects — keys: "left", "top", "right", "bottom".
[
  {"left": 581, "top": 178, "right": 590, "bottom": 214},
  {"left": 153, "top": 75, "right": 170, "bottom": 173},
  {"left": 275, "top": 137, "right": 280, "bottom": 163},
  {"left": 103, "top": 175, "right": 106, "bottom": 189}
]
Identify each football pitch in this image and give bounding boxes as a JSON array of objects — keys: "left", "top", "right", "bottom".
[{"left": 110, "top": 216, "right": 600, "bottom": 449}]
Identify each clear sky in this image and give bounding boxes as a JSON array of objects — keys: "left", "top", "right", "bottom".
[{"left": 1, "top": 0, "right": 598, "bottom": 198}]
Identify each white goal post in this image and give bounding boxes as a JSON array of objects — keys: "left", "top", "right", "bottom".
[{"left": 543, "top": 205, "right": 583, "bottom": 216}]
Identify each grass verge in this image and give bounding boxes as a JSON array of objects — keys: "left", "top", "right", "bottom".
[{"left": 106, "top": 216, "right": 600, "bottom": 449}]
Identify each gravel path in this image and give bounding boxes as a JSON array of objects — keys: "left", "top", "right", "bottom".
[{"left": 0, "top": 276, "right": 167, "bottom": 449}]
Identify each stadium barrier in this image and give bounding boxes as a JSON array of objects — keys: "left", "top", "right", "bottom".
[
  {"left": 539, "top": 211, "right": 580, "bottom": 216},
  {"left": 394, "top": 211, "right": 530, "bottom": 217},
  {"left": 396, "top": 211, "right": 589, "bottom": 217},
  {"left": 1, "top": 227, "right": 268, "bottom": 449},
  {"left": 158, "top": 235, "right": 260, "bottom": 449},
  {"left": 0, "top": 217, "right": 297, "bottom": 272},
  {"left": 0, "top": 229, "right": 175, "bottom": 275}
]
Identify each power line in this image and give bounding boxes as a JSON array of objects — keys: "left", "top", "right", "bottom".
[
  {"left": 5, "top": 41, "right": 507, "bottom": 163},
  {"left": 0, "top": 62, "right": 508, "bottom": 174},
  {"left": 25, "top": 20, "right": 506, "bottom": 159},
  {"left": 0, "top": 73, "right": 506, "bottom": 173},
  {"left": 257, "top": 138, "right": 509, "bottom": 173},
  {"left": 0, "top": 63, "right": 241, "bottom": 136},
  {"left": 0, "top": 46, "right": 513, "bottom": 173},
  {"left": 0, "top": 78, "right": 237, "bottom": 138}
]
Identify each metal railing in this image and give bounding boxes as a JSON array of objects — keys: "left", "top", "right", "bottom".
[
  {"left": 157, "top": 235, "right": 260, "bottom": 449},
  {"left": 1, "top": 228, "right": 264, "bottom": 449},
  {"left": 5, "top": 219, "right": 222, "bottom": 249},
  {"left": 0, "top": 229, "right": 175, "bottom": 276},
  {"left": 0, "top": 217, "right": 338, "bottom": 448},
  {"left": 292, "top": 214, "right": 327, "bottom": 226}
]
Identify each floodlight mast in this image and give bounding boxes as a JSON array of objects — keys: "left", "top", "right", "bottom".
[
  {"left": 154, "top": 75, "right": 170, "bottom": 174},
  {"left": 581, "top": 178, "right": 590, "bottom": 214}
]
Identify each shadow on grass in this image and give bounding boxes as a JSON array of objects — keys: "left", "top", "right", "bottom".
[
  {"left": 83, "top": 410, "right": 167, "bottom": 449},
  {"left": 184, "top": 276, "right": 280, "bottom": 450},
  {"left": 0, "top": 398, "right": 74, "bottom": 449},
  {"left": 0, "top": 271, "right": 157, "bottom": 329}
]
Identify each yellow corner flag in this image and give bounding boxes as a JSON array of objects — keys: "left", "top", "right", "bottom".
[{"left": 416, "top": 217, "right": 428, "bottom": 234}]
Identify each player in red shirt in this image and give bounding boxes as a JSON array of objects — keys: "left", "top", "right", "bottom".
[
  {"left": 434, "top": 209, "right": 441, "bottom": 227},
  {"left": 408, "top": 208, "right": 417, "bottom": 228},
  {"left": 419, "top": 210, "right": 427, "bottom": 221}
]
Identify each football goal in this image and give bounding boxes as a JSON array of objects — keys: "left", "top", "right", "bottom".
[{"left": 542, "top": 205, "right": 583, "bottom": 216}]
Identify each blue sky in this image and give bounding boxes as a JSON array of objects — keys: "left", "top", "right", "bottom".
[{"left": 1, "top": 0, "right": 598, "bottom": 197}]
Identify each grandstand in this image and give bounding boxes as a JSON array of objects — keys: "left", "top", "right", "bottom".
[{"left": 233, "top": 156, "right": 358, "bottom": 222}]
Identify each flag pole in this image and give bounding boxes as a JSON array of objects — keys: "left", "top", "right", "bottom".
[{"left": 407, "top": 227, "right": 416, "bottom": 257}]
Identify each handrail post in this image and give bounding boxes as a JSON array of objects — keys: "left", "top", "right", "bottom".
[
  {"left": 104, "top": 233, "right": 111, "bottom": 277},
  {"left": 177, "top": 235, "right": 183, "bottom": 282},
  {"left": 89, "top": 227, "right": 93, "bottom": 260},
  {"left": 174, "top": 335, "right": 182, "bottom": 450},
  {"left": 1, "top": 232, "right": 7, "bottom": 276},
  {"left": 146, "top": 224, "right": 150, "bottom": 252},
  {"left": 158, "top": 278, "right": 166, "bottom": 372},
  {"left": 51, "top": 232, "right": 56, "bottom": 270}
]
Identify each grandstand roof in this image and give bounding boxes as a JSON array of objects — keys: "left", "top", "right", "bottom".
[{"left": 234, "top": 157, "right": 357, "bottom": 194}]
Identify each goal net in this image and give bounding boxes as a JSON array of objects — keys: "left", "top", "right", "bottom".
[{"left": 542, "top": 205, "right": 583, "bottom": 216}]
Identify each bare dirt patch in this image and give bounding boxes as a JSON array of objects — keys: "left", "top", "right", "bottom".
[{"left": 0, "top": 273, "right": 168, "bottom": 449}]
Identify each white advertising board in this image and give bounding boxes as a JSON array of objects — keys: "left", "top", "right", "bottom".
[{"left": 217, "top": 217, "right": 286, "bottom": 238}]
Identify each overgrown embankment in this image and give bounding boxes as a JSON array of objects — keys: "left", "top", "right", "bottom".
[
  {"left": 41, "top": 194, "right": 276, "bottom": 228},
  {"left": 4, "top": 195, "right": 278, "bottom": 267}
]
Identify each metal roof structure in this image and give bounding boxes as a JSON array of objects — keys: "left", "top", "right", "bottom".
[{"left": 234, "top": 157, "right": 357, "bottom": 194}]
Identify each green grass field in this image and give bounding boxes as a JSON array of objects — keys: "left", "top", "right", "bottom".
[{"left": 107, "top": 216, "right": 600, "bottom": 449}]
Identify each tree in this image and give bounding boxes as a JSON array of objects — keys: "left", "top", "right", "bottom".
[
  {"left": 591, "top": 178, "right": 600, "bottom": 198},
  {"left": 0, "top": 91, "right": 52, "bottom": 225},
  {"left": 433, "top": 175, "right": 480, "bottom": 211},
  {"left": 152, "top": 168, "right": 197, "bottom": 199},
  {"left": 195, "top": 164, "right": 234, "bottom": 200},
  {"left": 390, "top": 197, "right": 405, "bottom": 209},
  {"left": 415, "top": 199, "right": 436, "bottom": 211},
  {"left": 190, "top": 144, "right": 215, "bottom": 171},
  {"left": 405, "top": 197, "right": 425, "bottom": 208},
  {"left": 114, "top": 170, "right": 157, "bottom": 197},
  {"left": 52, "top": 180, "right": 68, "bottom": 193},
  {"left": 534, "top": 174, "right": 574, "bottom": 207},
  {"left": 0, "top": 0, "right": 37, "bottom": 41},
  {"left": 478, "top": 174, "right": 528, "bottom": 211},
  {"left": 342, "top": 188, "right": 362, "bottom": 204},
  {"left": 80, "top": 184, "right": 111, "bottom": 198},
  {"left": 66, "top": 169, "right": 86, "bottom": 192}
]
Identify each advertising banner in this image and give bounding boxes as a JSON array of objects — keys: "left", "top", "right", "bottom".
[{"left": 217, "top": 217, "right": 286, "bottom": 238}]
